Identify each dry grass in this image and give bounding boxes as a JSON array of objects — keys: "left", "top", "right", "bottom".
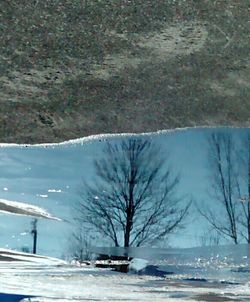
[{"left": 0, "top": 1, "right": 249, "bottom": 142}]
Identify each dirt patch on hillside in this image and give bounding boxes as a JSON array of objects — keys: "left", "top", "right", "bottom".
[
  {"left": 137, "top": 22, "right": 207, "bottom": 56},
  {"left": 93, "top": 22, "right": 208, "bottom": 80}
]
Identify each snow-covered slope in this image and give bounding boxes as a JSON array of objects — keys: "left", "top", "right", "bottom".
[
  {"left": 0, "top": 248, "right": 66, "bottom": 264},
  {"left": 0, "top": 198, "right": 61, "bottom": 220},
  {"left": 0, "top": 252, "right": 249, "bottom": 302}
]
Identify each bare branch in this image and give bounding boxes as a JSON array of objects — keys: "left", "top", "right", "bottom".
[{"left": 76, "top": 137, "right": 190, "bottom": 247}]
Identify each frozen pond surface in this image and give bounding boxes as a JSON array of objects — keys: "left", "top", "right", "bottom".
[
  {"left": 0, "top": 262, "right": 249, "bottom": 302},
  {"left": 0, "top": 247, "right": 249, "bottom": 302},
  {"left": 93, "top": 244, "right": 250, "bottom": 282}
]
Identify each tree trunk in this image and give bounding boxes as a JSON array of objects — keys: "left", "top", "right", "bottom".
[{"left": 124, "top": 216, "right": 132, "bottom": 247}]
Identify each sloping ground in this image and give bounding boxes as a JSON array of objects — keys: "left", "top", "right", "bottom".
[
  {"left": 0, "top": 198, "right": 60, "bottom": 220},
  {"left": 0, "top": 247, "right": 249, "bottom": 301},
  {"left": 0, "top": 248, "right": 66, "bottom": 264},
  {"left": 0, "top": 1, "right": 249, "bottom": 143},
  {"left": 0, "top": 255, "right": 249, "bottom": 301}
]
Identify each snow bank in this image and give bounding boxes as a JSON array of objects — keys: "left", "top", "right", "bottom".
[
  {"left": 0, "top": 249, "right": 249, "bottom": 302},
  {"left": 0, "top": 126, "right": 231, "bottom": 148},
  {"left": 0, "top": 198, "right": 61, "bottom": 220},
  {"left": 0, "top": 248, "right": 67, "bottom": 265},
  {"left": 2, "top": 254, "right": 64, "bottom": 265},
  {"left": 129, "top": 258, "right": 148, "bottom": 272}
]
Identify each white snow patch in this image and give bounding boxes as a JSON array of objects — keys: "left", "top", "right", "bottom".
[
  {"left": 48, "top": 189, "right": 62, "bottom": 193},
  {"left": 20, "top": 232, "right": 28, "bottom": 236},
  {"left": 0, "top": 248, "right": 67, "bottom": 265},
  {"left": 0, "top": 198, "right": 61, "bottom": 220},
  {"left": 37, "top": 194, "right": 48, "bottom": 198},
  {"left": 129, "top": 258, "right": 148, "bottom": 272},
  {"left": 0, "top": 126, "right": 235, "bottom": 148}
]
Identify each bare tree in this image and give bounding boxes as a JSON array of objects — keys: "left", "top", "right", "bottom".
[
  {"left": 198, "top": 132, "right": 240, "bottom": 244},
  {"left": 69, "top": 223, "right": 96, "bottom": 261},
  {"left": 77, "top": 137, "right": 190, "bottom": 248},
  {"left": 198, "top": 229, "right": 221, "bottom": 247},
  {"left": 199, "top": 130, "right": 250, "bottom": 244},
  {"left": 237, "top": 133, "right": 250, "bottom": 243}
]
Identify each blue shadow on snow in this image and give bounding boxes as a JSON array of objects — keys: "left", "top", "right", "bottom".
[{"left": 0, "top": 293, "right": 36, "bottom": 302}]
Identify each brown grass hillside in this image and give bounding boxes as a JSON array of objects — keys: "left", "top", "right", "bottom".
[{"left": 0, "top": 1, "right": 249, "bottom": 143}]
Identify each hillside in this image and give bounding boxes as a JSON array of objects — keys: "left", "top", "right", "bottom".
[{"left": 0, "top": 0, "right": 249, "bottom": 143}]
